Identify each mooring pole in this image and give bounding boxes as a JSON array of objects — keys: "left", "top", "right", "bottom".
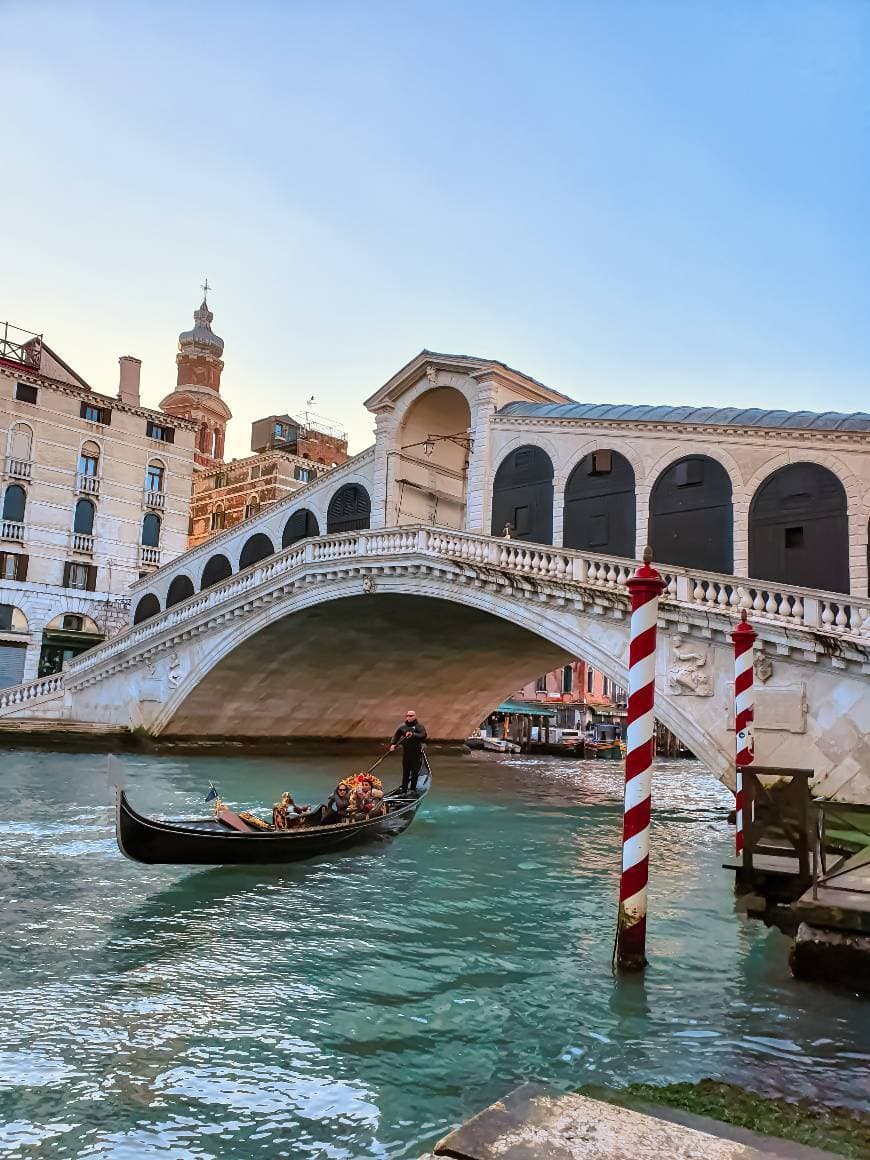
[
  {"left": 731, "top": 609, "right": 756, "bottom": 858},
  {"left": 616, "top": 546, "right": 665, "bottom": 971}
]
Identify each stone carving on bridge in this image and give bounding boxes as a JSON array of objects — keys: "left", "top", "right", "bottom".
[
  {"left": 754, "top": 648, "right": 774, "bottom": 683},
  {"left": 362, "top": 575, "right": 376, "bottom": 594},
  {"left": 667, "top": 634, "right": 713, "bottom": 696},
  {"left": 168, "top": 653, "right": 184, "bottom": 689}
]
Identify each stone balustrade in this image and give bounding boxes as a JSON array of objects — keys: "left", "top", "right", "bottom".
[
  {"left": 0, "top": 674, "right": 63, "bottom": 711},
  {"left": 4, "top": 456, "right": 32, "bottom": 481},
  {"left": 1, "top": 520, "right": 25, "bottom": 542}
]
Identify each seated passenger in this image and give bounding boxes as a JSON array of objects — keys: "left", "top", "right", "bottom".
[
  {"left": 350, "top": 775, "right": 385, "bottom": 820},
  {"left": 324, "top": 782, "right": 352, "bottom": 824}
]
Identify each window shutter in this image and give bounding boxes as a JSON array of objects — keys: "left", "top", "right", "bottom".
[
  {"left": 62, "top": 561, "right": 72, "bottom": 588},
  {"left": 165, "top": 427, "right": 175, "bottom": 444},
  {"left": 101, "top": 407, "right": 112, "bottom": 426},
  {"left": 15, "top": 554, "right": 28, "bottom": 581},
  {"left": 86, "top": 564, "right": 98, "bottom": 591}
]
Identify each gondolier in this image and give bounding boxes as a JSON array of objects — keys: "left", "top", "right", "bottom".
[{"left": 390, "top": 709, "right": 428, "bottom": 794}]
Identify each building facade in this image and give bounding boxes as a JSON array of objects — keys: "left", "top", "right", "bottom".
[
  {"left": 0, "top": 322, "right": 196, "bottom": 686},
  {"left": 517, "top": 661, "right": 627, "bottom": 730}
]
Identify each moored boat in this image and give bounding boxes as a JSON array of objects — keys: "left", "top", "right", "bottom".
[{"left": 116, "top": 756, "right": 431, "bottom": 866}]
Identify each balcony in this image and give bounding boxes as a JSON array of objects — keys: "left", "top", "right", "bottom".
[
  {"left": 4, "top": 457, "right": 32, "bottom": 482},
  {"left": 143, "top": 488, "right": 165, "bottom": 510},
  {"left": 0, "top": 321, "right": 42, "bottom": 370},
  {"left": 1, "top": 520, "right": 24, "bottom": 543},
  {"left": 77, "top": 473, "right": 100, "bottom": 496},
  {"left": 71, "top": 532, "right": 94, "bottom": 554},
  {"left": 139, "top": 545, "right": 161, "bottom": 567}
]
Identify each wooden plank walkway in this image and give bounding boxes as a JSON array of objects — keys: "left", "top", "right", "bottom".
[{"left": 794, "top": 848, "right": 870, "bottom": 934}]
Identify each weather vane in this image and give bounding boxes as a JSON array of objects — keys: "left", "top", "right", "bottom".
[{"left": 201, "top": 276, "right": 212, "bottom": 301}]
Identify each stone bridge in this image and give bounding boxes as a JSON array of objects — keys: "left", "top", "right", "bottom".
[{"left": 2, "top": 524, "right": 869, "bottom": 803}]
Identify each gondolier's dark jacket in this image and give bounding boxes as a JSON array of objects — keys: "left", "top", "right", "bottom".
[{"left": 391, "top": 720, "right": 427, "bottom": 753}]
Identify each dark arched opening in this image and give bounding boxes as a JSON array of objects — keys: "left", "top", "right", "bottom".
[
  {"left": 749, "top": 463, "right": 849, "bottom": 594},
  {"left": 649, "top": 456, "right": 733, "bottom": 573},
  {"left": 563, "top": 450, "right": 635, "bottom": 556},
  {"left": 490, "top": 446, "right": 554, "bottom": 544},
  {"left": 141, "top": 512, "right": 161, "bottom": 547},
  {"left": 239, "top": 533, "right": 275, "bottom": 570},
  {"left": 73, "top": 497, "right": 95, "bottom": 536},
  {"left": 282, "top": 508, "right": 319, "bottom": 548},
  {"left": 200, "top": 554, "right": 232, "bottom": 590},
  {"left": 166, "top": 574, "right": 195, "bottom": 607},
  {"left": 2, "top": 484, "right": 26, "bottom": 523},
  {"left": 327, "top": 484, "right": 371, "bottom": 534},
  {"left": 133, "top": 593, "right": 161, "bottom": 624}
]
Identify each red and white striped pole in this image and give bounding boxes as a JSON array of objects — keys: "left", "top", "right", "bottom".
[
  {"left": 732, "top": 609, "right": 756, "bottom": 858},
  {"left": 616, "top": 546, "right": 665, "bottom": 972}
]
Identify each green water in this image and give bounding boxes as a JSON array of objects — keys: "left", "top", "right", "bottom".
[{"left": 0, "top": 750, "right": 867, "bottom": 1158}]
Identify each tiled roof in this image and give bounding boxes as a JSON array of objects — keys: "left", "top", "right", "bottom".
[{"left": 496, "top": 401, "right": 870, "bottom": 432}]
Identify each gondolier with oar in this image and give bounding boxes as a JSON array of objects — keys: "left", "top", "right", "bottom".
[{"left": 390, "top": 709, "right": 428, "bottom": 795}]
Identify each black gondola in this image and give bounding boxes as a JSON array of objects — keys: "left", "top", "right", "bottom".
[{"left": 116, "top": 758, "right": 432, "bottom": 866}]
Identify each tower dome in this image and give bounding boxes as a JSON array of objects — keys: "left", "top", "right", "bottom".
[{"left": 178, "top": 299, "right": 224, "bottom": 360}]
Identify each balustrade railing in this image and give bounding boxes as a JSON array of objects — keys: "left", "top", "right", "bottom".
[
  {"left": 4, "top": 456, "right": 32, "bottom": 481},
  {"left": 144, "top": 489, "right": 165, "bottom": 510},
  {"left": 1, "top": 520, "right": 24, "bottom": 543},
  {"left": 0, "top": 674, "right": 63, "bottom": 712},
  {"left": 139, "top": 546, "right": 161, "bottom": 567},
  {"left": 71, "top": 532, "right": 94, "bottom": 554},
  {"left": 76, "top": 473, "right": 100, "bottom": 496},
  {"left": 61, "top": 525, "right": 870, "bottom": 686}
]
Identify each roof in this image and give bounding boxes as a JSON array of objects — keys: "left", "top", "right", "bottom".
[
  {"left": 496, "top": 400, "right": 870, "bottom": 432},
  {"left": 497, "top": 700, "right": 557, "bottom": 718}
]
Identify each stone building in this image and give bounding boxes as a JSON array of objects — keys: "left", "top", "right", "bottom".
[
  {"left": 517, "top": 661, "right": 627, "bottom": 731},
  {"left": 0, "top": 321, "right": 196, "bottom": 686}
]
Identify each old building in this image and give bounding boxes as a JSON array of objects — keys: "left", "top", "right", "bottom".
[
  {"left": 517, "top": 661, "right": 627, "bottom": 730},
  {"left": 0, "top": 320, "right": 196, "bottom": 686},
  {"left": 187, "top": 416, "right": 349, "bottom": 549}
]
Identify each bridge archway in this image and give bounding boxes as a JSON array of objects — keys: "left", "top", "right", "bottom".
[
  {"left": 749, "top": 463, "right": 849, "bottom": 594},
  {"left": 649, "top": 455, "right": 733, "bottom": 573},
  {"left": 282, "top": 509, "right": 319, "bottom": 548},
  {"left": 201, "top": 554, "right": 232, "bottom": 590},
  {"left": 563, "top": 450, "right": 635, "bottom": 557},
  {"left": 239, "top": 533, "right": 275, "bottom": 570},
  {"left": 166, "top": 574, "right": 195, "bottom": 607},
  {"left": 393, "top": 387, "right": 471, "bottom": 529},
  {"left": 490, "top": 446, "right": 554, "bottom": 544},
  {"left": 133, "top": 593, "right": 161, "bottom": 624},
  {"left": 327, "top": 484, "right": 371, "bottom": 534}
]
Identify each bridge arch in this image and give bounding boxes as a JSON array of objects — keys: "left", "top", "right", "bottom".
[
  {"left": 392, "top": 386, "right": 472, "bottom": 529},
  {"left": 749, "top": 463, "right": 849, "bottom": 594},
  {"left": 238, "top": 532, "right": 275, "bottom": 570},
  {"left": 649, "top": 454, "right": 734, "bottom": 573},
  {"left": 282, "top": 508, "right": 319, "bottom": 548},
  {"left": 490, "top": 444, "right": 555, "bottom": 544},
  {"left": 166, "top": 574, "right": 195, "bottom": 607},
  {"left": 563, "top": 449, "right": 636, "bottom": 557},
  {"left": 327, "top": 484, "right": 371, "bottom": 534},
  {"left": 200, "top": 553, "right": 233, "bottom": 590},
  {"left": 133, "top": 593, "right": 161, "bottom": 624}
]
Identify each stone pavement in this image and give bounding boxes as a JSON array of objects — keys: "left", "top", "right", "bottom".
[{"left": 420, "top": 1084, "right": 840, "bottom": 1159}]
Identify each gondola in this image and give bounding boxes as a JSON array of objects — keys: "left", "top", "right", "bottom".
[{"left": 115, "top": 756, "right": 432, "bottom": 866}]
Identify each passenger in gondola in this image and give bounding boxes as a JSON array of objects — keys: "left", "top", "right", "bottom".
[
  {"left": 323, "top": 782, "right": 352, "bottom": 824},
  {"left": 390, "top": 709, "right": 428, "bottom": 794},
  {"left": 350, "top": 775, "right": 385, "bottom": 820}
]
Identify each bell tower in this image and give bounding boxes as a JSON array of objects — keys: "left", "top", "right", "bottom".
[{"left": 160, "top": 282, "right": 232, "bottom": 468}]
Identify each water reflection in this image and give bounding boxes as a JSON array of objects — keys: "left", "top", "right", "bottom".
[{"left": 0, "top": 750, "right": 866, "bottom": 1157}]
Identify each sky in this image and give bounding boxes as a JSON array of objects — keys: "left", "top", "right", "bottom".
[{"left": 2, "top": 1, "right": 868, "bottom": 458}]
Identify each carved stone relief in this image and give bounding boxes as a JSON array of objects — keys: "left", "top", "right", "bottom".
[{"left": 667, "top": 634, "right": 713, "bottom": 696}]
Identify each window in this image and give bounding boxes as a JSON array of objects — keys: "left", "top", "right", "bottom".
[
  {"left": 785, "top": 526, "right": 804, "bottom": 549},
  {"left": 587, "top": 667, "right": 595, "bottom": 694},
  {"left": 274, "top": 422, "right": 284, "bottom": 437},
  {"left": 80, "top": 401, "right": 110, "bottom": 425},
  {"left": 589, "top": 450, "right": 612, "bottom": 475},
  {"left": 210, "top": 506, "right": 225, "bottom": 531},
  {"left": 213, "top": 472, "right": 226, "bottom": 488},
  {"left": 141, "top": 513, "right": 161, "bottom": 547},
  {"left": 15, "top": 383, "right": 38, "bottom": 404},
  {"left": 294, "top": 466, "right": 314, "bottom": 483},
  {"left": 78, "top": 441, "right": 100, "bottom": 477},
  {"left": 602, "top": 677, "right": 609, "bottom": 697},
  {"left": 535, "top": 674, "right": 547, "bottom": 693},
  {"left": 244, "top": 497, "right": 260, "bottom": 520},
  {"left": 0, "top": 552, "right": 28, "bottom": 581},
  {"left": 62, "top": 562, "right": 97, "bottom": 590},
  {"left": 145, "top": 461, "right": 165, "bottom": 492},
  {"left": 675, "top": 459, "right": 704, "bottom": 487},
  {"left": 0, "top": 604, "right": 13, "bottom": 631},
  {"left": 9, "top": 423, "right": 33, "bottom": 461},
  {"left": 62, "top": 614, "right": 84, "bottom": 632},
  {"left": 2, "top": 485, "right": 26, "bottom": 523},
  {"left": 146, "top": 421, "right": 174, "bottom": 443},
  {"left": 250, "top": 466, "right": 261, "bottom": 481},
  {"left": 73, "top": 498, "right": 95, "bottom": 536},
  {"left": 562, "top": 665, "right": 573, "bottom": 694}
]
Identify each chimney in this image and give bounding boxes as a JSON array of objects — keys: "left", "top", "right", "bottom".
[{"left": 118, "top": 356, "right": 142, "bottom": 407}]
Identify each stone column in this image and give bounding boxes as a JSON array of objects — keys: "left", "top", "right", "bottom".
[
  {"left": 369, "top": 407, "right": 396, "bottom": 530},
  {"left": 635, "top": 482, "right": 651, "bottom": 561},
  {"left": 732, "top": 495, "right": 750, "bottom": 578},
  {"left": 465, "top": 380, "right": 498, "bottom": 534}
]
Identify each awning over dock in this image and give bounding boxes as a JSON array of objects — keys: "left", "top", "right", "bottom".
[{"left": 495, "top": 700, "right": 557, "bottom": 718}]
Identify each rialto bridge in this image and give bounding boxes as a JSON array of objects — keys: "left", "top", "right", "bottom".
[{"left": 1, "top": 351, "right": 869, "bottom": 804}]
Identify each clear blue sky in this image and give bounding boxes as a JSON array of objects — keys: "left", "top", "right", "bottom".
[{"left": 3, "top": 1, "right": 868, "bottom": 456}]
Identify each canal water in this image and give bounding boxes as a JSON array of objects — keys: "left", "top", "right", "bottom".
[{"left": 0, "top": 750, "right": 867, "bottom": 1158}]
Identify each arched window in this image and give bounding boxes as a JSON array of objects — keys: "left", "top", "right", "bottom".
[
  {"left": 749, "top": 463, "right": 849, "bottom": 594},
  {"left": 244, "top": 495, "right": 260, "bottom": 520},
  {"left": 282, "top": 508, "right": 319, "bottom": 548},
  {"left": 141, "top": 513, "right": 161, "bottom": 547},
  {"left": 145, "top": 460, "right": 165, "bottom": 493},
  {"left": 2, "top": 484, "right": 26, "bottom": 523},
  {"left": 200, "top": 553, "right": 232, "bottom": 590},
  {"left": 166, "top": 573, "right": 195, "bottom": 607},
  {"left": 490, "top": 446, "right": 554, "bottom": 545},
  {"left": 563, "top": 450, "right": 635, "bottom": 557},
  {"left": 210, "top": 505, "right": 225, "bottom": 532},
  {"left": 239, "top": 532, "right": 274, "bottom": 569},
  {"left": 133, "top": 593, "right": 161, "bottom": 624},
  {"left": 649, "top": 456, "right": 733, "bottom": 573},
  {"left": 78, "top": 440, "right": 100, "bottom": 478},
  {"left": 9, "top": 423, "right": 33, "bottom": 462},
  {"left": 73, "top": 498, "right": 95, "bottom": 536},
  {"left": 327, "top": 484, "right": 371, "bottom": 534}
]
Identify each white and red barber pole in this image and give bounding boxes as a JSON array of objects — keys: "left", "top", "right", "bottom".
[
  {"left": 732, "top": 609, "right": 757, "bottom": 857},
  {"left": 616, "top": 546, "right": 665, "bottom": 971}
]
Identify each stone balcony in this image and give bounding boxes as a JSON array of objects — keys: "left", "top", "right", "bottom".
[
  {"left": 71, "top": 532, "right": 94, "bottom": 554},
  {"left": 143, "top": 489, "right": 165, "bottom": 510},
  {"left": 139, "top": 545, "right": 161, "bottom": 568},
  {"left": 76, "top": 473, "right": 100, "bottom": 496},
  {"left": 1, "top": 520, "right": 24, "bottom": 542},
  {"left": 3, "top": 456, "right": 32, "bottom": 482}
]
